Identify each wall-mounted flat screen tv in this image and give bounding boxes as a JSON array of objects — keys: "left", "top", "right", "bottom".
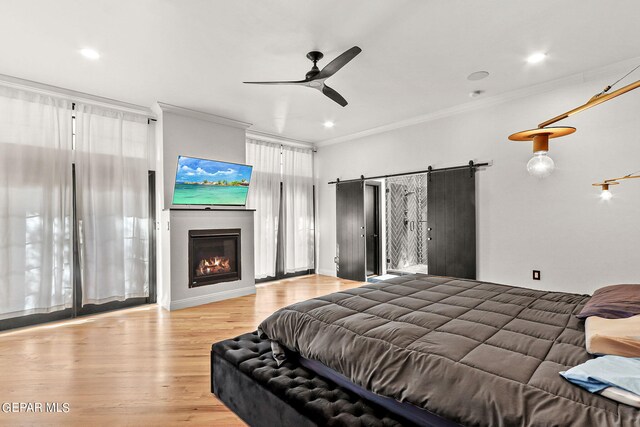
[{"left": 172, "top": 156, "right": 253, "bottom": 206}]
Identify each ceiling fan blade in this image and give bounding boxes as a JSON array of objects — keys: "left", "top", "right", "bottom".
[
  {"left": 243, "top": 80, "right": 307, "bottom": 85},
  {"left": 315, "top": 46, "right": 362, "bottom": 80},
  {"left": 322, "top": 84, "right": 348, "bottom": 107}
]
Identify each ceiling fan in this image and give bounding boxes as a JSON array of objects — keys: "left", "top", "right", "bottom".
[{"left": 243, "top": 46, "right": 362, "bottom": 107}]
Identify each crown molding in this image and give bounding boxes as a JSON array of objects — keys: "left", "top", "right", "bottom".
[
  {"left": 0, "top": 73, "right": 155, "bottom": 117},
  {"left": 246, "top": 129, "right": 315, "bottom": 149},
  {"left": 316, "top": 55, "right": 640, "bottom": 147},
  {"left": 157, "top": 102, "right": 252, "bottom": 129}
]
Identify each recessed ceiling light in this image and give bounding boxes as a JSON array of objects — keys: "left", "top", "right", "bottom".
[
  {"left": 526, "top": 52, "right": 547, "bottom": 64},
  {"left": 323, "top": 121, "right": 335, "bottom": 128},
  {"left": 467, "top": 71, "right": 489, "bottom": 81},
  {"left": 80, "top": 48, "right": 100, "bottom": 60}
]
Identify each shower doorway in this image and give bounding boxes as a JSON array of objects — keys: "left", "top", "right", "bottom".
[{"left": 385, "top": 173, "right": 428, "bottom": 274}]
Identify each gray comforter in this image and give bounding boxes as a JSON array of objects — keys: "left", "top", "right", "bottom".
[{"left": 258, "top": 274, "right": 638, "bottom": 426}]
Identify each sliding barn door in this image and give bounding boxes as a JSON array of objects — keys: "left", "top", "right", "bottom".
[
  {"left": 427, "top": 169, "right": 476, "bottom": 279},
  {"left": 335, "top": 181, "right": 365, "bottom": 281}
]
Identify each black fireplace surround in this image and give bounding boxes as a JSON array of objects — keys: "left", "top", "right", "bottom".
[{"left": 189, "top": 229, "right": 241, "bottom": 287}]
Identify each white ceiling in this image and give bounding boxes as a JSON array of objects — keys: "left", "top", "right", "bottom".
[{"left": 2, "top": 0, "right": 640, "bottom": 144}]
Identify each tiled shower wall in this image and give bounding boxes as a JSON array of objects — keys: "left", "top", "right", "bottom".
[{"left": 385, "top": 173, "right": 427, "bottom": 271}]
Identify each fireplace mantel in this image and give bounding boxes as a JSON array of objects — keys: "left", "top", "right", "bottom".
[{"left": 161, "top": 209, "right": 255, "bottom": 311}]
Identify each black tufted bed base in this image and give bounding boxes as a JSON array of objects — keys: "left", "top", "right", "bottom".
[{"left": 211, "top": 331, "right": 424, "bottom": 427}]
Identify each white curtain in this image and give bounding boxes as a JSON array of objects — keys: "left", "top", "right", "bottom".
[
  {"left": 0, "top": 86, "right": 73, "bottom": 319},
  {"left": 282, "top": 146, "right": 314, "bottom": 273},
  {"left": 75, "top": 104, "right": 149, "bottom": 304},
  {"left": 246, "top": 139, "right": 281, "bottom": 279}
]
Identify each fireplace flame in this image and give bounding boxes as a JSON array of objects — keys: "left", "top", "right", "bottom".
[{"left": 196, "top": 256, "right": 231, "bottom": 276}]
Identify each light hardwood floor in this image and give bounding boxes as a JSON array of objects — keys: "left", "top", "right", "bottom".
[{"left": 0, "top": 274, "right": 363, "bottom": 426}]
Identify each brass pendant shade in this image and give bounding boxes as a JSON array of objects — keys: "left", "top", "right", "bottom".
[
  {"left": 508, "top": 127, "right": 576, "bottom": 152},
  {"left": 593, "top": 174, "right": 640, "bottom": 192},
  {"left": 592, "top": 181, "right": 619, "bottom": 191}
]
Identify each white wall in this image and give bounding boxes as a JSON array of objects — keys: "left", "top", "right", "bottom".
[{"left": 316, "top": 67, "right": 640, "bottom": 295}]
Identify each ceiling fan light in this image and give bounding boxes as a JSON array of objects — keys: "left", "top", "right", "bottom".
[{"left": 527, "top": 151, "right": 555, "bottom": 178}]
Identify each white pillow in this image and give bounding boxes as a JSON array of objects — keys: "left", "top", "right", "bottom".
[{"left": 600, "top": 387, "right": 640, "bottom": 408}]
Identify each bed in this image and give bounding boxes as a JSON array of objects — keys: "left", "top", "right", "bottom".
[{"left": 212, "top": 274, "right": 638, "bottom": 426}]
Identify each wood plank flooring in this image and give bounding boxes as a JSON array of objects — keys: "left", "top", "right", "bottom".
[{"left": 0, "top": 274, "right": 362, "bottom": 426}]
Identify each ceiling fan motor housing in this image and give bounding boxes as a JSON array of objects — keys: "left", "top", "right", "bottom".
[
  {"left": 306, "top": 51, "right": 324, "bottom": 62},
  {"left": 305, "top": 51, "right": 324, "bottom": 79}
]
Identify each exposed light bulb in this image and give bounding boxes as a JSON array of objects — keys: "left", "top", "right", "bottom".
[
  {"left": 600, "top": 189, "right": 613, "bottom": 201},
  {"left": 526, "top": 151, "right": 555, "bottom": 178},
  {"left": 323, "top": 121, "right": 335, "bottom": 128}
]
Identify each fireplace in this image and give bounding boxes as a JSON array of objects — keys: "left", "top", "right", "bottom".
[{"left": 189, "top": 229, "right": 241, "bottom": 287}]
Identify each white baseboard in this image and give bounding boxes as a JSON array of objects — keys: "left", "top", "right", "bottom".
[
  {"left": 169, "top": 286, "right": 256, "bottom": 311},
  {"left": 317, "top": 268, "right": 337, "bottom": 277}
]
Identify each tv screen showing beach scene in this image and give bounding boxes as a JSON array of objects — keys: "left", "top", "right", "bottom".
[{"left": 172, "top": 156, "right": 253, "bottom": 206}]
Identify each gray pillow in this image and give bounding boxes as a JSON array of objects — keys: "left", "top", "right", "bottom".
[{"left": 577, "top": 284, "right": 640, "bottom": 319}]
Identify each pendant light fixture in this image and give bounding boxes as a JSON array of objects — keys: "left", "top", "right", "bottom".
[
  {"left": 508, "top": 127, "right": 575, "bottom": 178},
  {"left": 592, "top": 181, "right": 619, "bottom": 200},
  {"left": 592, "top": 170, "right": 640, "bottom": 200},
  {"left": 509, "top": 64, "right": 640, "bottom": 177}
]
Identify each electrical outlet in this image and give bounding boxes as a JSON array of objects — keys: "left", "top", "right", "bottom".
[{"left": 532, "top": 270, "right": 541, "bottom": 280}]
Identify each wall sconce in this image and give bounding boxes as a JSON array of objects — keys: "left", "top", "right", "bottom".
[
  {"left": 592, "top": 181, "right": 619, "bottom": 200},
  {"left": 508, "top": 126, "right": 575, "bottom": 178},
  {"left": 592, "top": 171, "right": 640, "bottom": 200},
  {"left": 509, "top": 65, "right": 640, "bottom": 177}
]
